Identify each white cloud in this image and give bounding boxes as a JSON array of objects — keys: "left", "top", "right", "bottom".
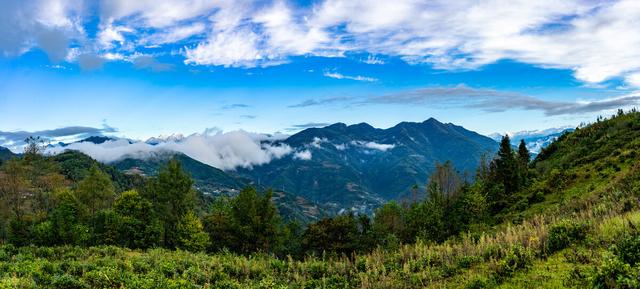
[
  {"left": 324, "top": 72, "right": 377, "bottom": 82},
  {"left": 141, "top": 22, "right": 206, "bottom": 45},
  {"left": 310, "top": 137, "right": 328, "bottom": 148},
  {"left": 3, "top": 0, "right": 640, "bottom": 87},
  {"left": 47, "top": 130, "right": 293, "bottom": 171},
  {"left": 350, "top": 140, "right": 395, "bottom": 152},
  {"left": 293, "top": 149, "right": 312, "bottom": 160}
]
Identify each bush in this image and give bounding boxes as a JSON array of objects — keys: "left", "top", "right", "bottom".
[
  {"left": 590, "top": 254, "right": 639, "bottom": 289},
  {"left": 494, "top": 245, "right": 533, "bottom": 280},
  {"left": 465, "top": 276, "right": 495, "bottom": 289},
  {"left": 613, "top": 232, "right": 640, "bottom": 266},
  {"left": 547, "top": 220, "right": 588, "bottom": 253}
]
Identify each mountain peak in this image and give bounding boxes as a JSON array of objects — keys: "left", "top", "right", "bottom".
[
  {"left": 423, "top": 117, "right": 441, "bottom": 124},
  {"left": 326, "top": 122, "right": 347, "bottom": 129}
]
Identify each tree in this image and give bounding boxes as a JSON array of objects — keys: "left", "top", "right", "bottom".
[
  {"left": 176, "top": 211, "right": 210, "bottom": 252},
  {"left": 0, "top": 159, "right": 30, "bottom": 219},
  {"left": 148, "top": 158, "right": 196, "bottom": 248},
  {"left": 373, "top": 202, "right": 406, "bottom": 247},
  {"left": 75, "top": 165, "right": 115, "bottom": 218},
  {"left": 487, "top": 135, "right": 520, "bottom": 213},
  {"left": 302, "top": 214, "right": 361, "bottom": 256},
  {"left": 50, "top": 189, "right": 89, "bottom": 245},
  {"left": 229, "top": 187, "right": 282, "bottom": 254},
  {"left": 517, "top": 139, "right": 531, "bottom": 166},
  {"left": 517, "top": 139, "right": 531, "bottom": 186},
  {"left": 113, "top": 190, "right": 161, "bottom": 248},
  {"left": 428, "top": 161, "right": 463, "bottom": 206},
  {"left": 405, "top": 187, "right": 446, "bottom": 242}
]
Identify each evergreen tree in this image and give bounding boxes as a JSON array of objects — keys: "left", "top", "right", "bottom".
[
  {"left": 517, "top": 139, "right": 531, "bottom": 186},
  {"left": 148, "top": 158, "right": 195, "bottom": 248},
  {"left": 176, "top": 211, "right": 210, "bottom": 252},
  {"left": 517, "top": 139, "right": 531, "bottom": 167},
  {"left": 488, "top": 135, "right": 520, "bottom": 213},
  {"left": 230, "top": 187, "right": 281, "bottom": 254}
]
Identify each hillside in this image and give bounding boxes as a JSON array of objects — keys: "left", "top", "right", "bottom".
[
  {"left": 112, "top": 152, "right": 326, "bottom": 222},
  {"left": 0, "top": 146, "right": 14, "bottom": 163},
  {"left": 1, "top": 111, "right": 639, "bottom": 288},
  {"left": 239, "top": 118, "right": 498, "bottom": 213}
]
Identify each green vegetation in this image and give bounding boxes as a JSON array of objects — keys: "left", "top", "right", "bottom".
[{"left": 1, "top": 109, "right": 640, "bottom": 288}]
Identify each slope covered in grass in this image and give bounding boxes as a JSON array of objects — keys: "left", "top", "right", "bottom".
[{"left": 1, "top": 111, "right": 640, "bottom": 288}]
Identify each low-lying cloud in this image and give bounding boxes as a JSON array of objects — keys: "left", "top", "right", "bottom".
[
  {"left": 350, "top": 141, "right": 395, "bottom": 152},
  {"left": 47, "top": 130, "right": 293, "bottom": 171},
  {"left": 0, "top": 125, "right": 117, "bottom": 151}
]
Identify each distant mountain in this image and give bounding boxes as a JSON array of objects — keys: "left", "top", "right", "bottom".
[
  {"left": 145, "top": 134, "right": 185, "bottom": 145},
  {"left": 238, "top": 118, "right": 499, "bottom": 214},
  {"left": 53, "top": 118, "right": 499, "bottom": 216},
  {"left": 490, "top": 127, "right": 574, "bottom": 154},
  {"left": 111, "top": 151, "right": 326, "bottom": 223},
  {"left": 0, "top": 146, "right": 16, "bottom": 162}
]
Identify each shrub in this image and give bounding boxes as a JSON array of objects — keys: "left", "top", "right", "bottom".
[
  {"left": 590, "top": 254, "right": 639, "bottom": 289},
  {"left": 547, "top": 220, "right": 588, "bottom": 253},
  {"left": 613, "top": 232, "right": 640, "bottom": 266},
  {"left": 494, "top": 245, "right": 533, "bottom": 280},
  {"left": 465, "top": 276, "right": 495, "bottom": 289}
]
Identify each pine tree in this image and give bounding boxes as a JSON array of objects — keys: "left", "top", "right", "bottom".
[
  {"left": 487, "top": 135, "right": 519, "bottom": 212},
  {"left": 517, "top": 139, "right": 531, "bottom": 167}
]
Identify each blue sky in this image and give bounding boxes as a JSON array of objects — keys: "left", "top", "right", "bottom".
[{"left": 1, "top": 0, "right": 640, "bottom": 144}]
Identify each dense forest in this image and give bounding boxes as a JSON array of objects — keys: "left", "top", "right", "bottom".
[{"left": 1, "top": 109, "right": 640, "bottom": 288}]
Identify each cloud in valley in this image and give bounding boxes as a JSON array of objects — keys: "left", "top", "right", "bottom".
[{"left": 45, "top": 130, "right": 293, "bottom": 171}]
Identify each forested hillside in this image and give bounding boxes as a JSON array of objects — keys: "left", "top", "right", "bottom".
[{"left": 0, "top": 110, "right": 639, "bottom": 288}]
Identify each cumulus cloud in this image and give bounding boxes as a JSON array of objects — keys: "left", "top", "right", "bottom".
[
  {"left": 3, "top": 1, "right": 640, "bottom": 87},
  {"left": 46, "top": 130, "right": 293, "bottom": 171},
  {"left": 77, "top": 53, "right": 105, "bottom": 70},
  {"left": 293, "top": 149, "right": 312, "bottom": 160}
]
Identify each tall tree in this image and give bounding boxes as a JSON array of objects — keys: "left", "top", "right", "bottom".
[
  {"left": 428, "top": 161, "right": 463, "bottom": 205},
  {"left": 75, "top": 165, "right": 115, "bottom": 218},
  {"left": 113, "top": 190, "right": 161, "bottom": 248},
  {"left": 148, "top": 158, "right": 195, "bottom": 248},
  {"left": 517, "top": 139, "right": 531, "bottom": 167},
  {"left": 488, "top": 135, "right": 520, "bottom": 212},
  {"left": 230, "top": 187, "right": 281, "bottom": 254},
  {"left": 176, "top": 211, "right": 210, "bottom": 252}
]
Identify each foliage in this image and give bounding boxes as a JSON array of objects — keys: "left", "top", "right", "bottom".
[{"left": 546, "top": 220, "right": 588, "bottom": 253}]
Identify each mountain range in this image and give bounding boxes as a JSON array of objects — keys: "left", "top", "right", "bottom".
[
  {"left": 1, "top": 118, "right": 499, "bottom": 217},
  {"left": 234, "top": 118, "right": 498, "bottom": 213}
]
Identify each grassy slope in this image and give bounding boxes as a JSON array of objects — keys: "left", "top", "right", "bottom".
[{"left": 2, "top": 112, "right": 640, "bottom": 288}]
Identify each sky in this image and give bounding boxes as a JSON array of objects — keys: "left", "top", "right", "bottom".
[{"left": 2, "top": 0, "right": 640, "bottom": 149}]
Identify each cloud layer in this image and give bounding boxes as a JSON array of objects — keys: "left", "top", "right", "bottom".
[
  {"left": 2, "top": 0, "right": 640, "bottom": 87},
  {"left": 46, "top": 130, "right": 293, "bottom": 171},
  {"left": 291, "top": 86, "right": 640, "bottom": 116},
  {"left": 0, "top": 125, "right": 117, "bottom": 151}
]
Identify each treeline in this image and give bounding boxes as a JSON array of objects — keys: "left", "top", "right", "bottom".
[{"left": 0, "top": 134, "right": 532, "bottom": 257}]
